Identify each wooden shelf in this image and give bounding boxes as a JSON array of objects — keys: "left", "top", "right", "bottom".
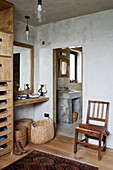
[{"left": 14, "top": 97, "right": 49, "bottom": 107}]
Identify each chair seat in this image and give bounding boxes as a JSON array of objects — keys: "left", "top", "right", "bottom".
[{"left": 79, "top": 123, "right": 109, "bottom": 136}]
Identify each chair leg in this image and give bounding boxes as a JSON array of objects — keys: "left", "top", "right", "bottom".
[
  {"left": 74, "top": 129, "right": 78, "bottom": 153},
  {"left": 103, "top": 136, "right": 106, "bottom": 151},
  {"left": 98, "top": 135, "right": 102, "bottom": 161}
]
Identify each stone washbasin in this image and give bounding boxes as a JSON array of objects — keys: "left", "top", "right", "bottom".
[{"left": 58, "top": 90, "right": 82, "bottom": 99}]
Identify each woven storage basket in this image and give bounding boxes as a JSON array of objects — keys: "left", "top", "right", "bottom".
[
  {"left": 15, "top": 125, "right": 27, "bottom": 148},
  {"left": 31, "top": 119, "right": 54, "bottom": 144},
  {"left": 15, "top": 118, "right": 33, "bottom": 143}
]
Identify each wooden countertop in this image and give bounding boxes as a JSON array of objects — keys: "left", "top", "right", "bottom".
[{"left": 14, "top": 96, "right": 49, "bottom": 107}]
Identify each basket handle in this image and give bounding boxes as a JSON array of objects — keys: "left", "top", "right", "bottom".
[{"left": 32, "top": 122, "right": 36, "bottom": 127}]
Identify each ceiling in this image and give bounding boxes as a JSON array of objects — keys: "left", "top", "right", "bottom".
[{"left": 7, "top": 0, "right": 113, "bottom": 26}]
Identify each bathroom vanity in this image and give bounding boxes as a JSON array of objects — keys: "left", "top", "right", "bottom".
[{"left": 58, "top": 90, "right": 82, "bottom": 124}]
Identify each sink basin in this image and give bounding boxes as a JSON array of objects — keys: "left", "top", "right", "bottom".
[
  {"left": 58, "top": 90, "right": 80, "bottom": 93},
  {"left": 58, "top": 90, "right": 82, "bottom": 99},
  {"left": 68, "top": 90, "right": 80, "bottom": 93}
]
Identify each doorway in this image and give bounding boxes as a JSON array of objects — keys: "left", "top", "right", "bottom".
[{"left": 53, "top": 46, "right": 83, "bottom": 138}]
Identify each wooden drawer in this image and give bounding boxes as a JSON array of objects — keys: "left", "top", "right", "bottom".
[
  {"left": 0, "top": 125, "right": 12, "bottom": 137},
  {"left": 0, "top": 108, "right": 12, "bottom": 119},
  {"left": 0, "top": 133, "right": 12, "bottom": 146},
  {"left": 0, "top": 82, "right": 12, "bottom": 91},
  {"left": 0, "top": 32, "right": 13, "bottom": 56},
  {"left": 0, "top": 99, "right": 12, "bottom": 110},
  {"left": 0, "top": 141, "right": 12, "bottom": 157},
  {"left": 0, "top": 57, "right": 12, "bottom": 81},
  {"left": 0, "top": 116, "right": 12, "bottom": 128},
  {"left": 0, "top": 91, "right": 12, "bottom": 100}
]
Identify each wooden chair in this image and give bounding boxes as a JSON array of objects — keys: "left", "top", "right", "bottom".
[{"left": 74, "top": 100, "right": 109, "bottom": 160}]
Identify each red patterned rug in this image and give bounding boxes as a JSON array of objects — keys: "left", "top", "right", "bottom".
[{"left": 3, "top": 150, "right": 99, "bottom": 170}]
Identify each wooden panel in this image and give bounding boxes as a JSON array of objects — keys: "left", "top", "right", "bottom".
[
  {"left": 89, "top": 117, "right": 105, "bottom": 122},
  {"left": 89, "top": 100, "right": 109, "bottom": 105},
  {"left": 0, "top": 57, "right": 12, "bottom": 81},
  {"left": 0, "top": 7, "right": 13, "bottom": 33},
  {"left": 0, "top": 82, "right": 12, "bottom": 91},
  {"left": 76, "top": 127, "right": 100, "bottom": 137},
  {"left": 0, "top": 99, "right": 12, "bottom": 110},
  {"left": 0, "top": 116, "right": 12, "bottom": 128},
  {"left": 0, "top": 108, "right": 12, "bottom": 119},
  {"left": 14, "top": 97, "right": 49, "bottom": 107},
  {"left": 0, "top": 134, "right": 12, "bottom": 146},
  {"left": 0, "top": 141, "right": 11, "bottom": 157},
  {"left": 14, "top": 41, "right": 33, "bottom": 49},
  {"left": 0, "top": 0, "right": 13, "bottom": 11},
  {"left": 0, "top": 125, "right": 12, "bottom": 137},
  {"left": 77, "top": 140, "right": 98, "bottom": 149},
  {"left": 0, "top": 91, "right": 12, "bottom": 100},
  {"left": 0, "top": 32, "right": 13, "bottom": 56}
]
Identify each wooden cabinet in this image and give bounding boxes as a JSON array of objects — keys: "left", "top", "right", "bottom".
[{"left": 0, "top": 0, "right": 13, "bottom": 157}]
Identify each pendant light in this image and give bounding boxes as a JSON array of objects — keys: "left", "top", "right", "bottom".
[
  {"left": 34, "top": 0, "right": 46, "bottom": 23},
  {"left": 25, "top": 16, "right": 31, "bottom": 41}
]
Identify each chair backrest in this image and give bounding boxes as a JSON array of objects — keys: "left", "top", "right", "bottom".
[{"left": 86, "top": 100, "right": 109, "bottom": 127}]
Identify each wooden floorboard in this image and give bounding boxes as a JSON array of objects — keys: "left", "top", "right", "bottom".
[{"left": 0, "top": 135, "right": 113, "bottom": 170}]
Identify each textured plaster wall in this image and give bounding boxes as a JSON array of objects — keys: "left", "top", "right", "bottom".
[
  {"left": 58, "top": 78, "right": 82, "bottom": 91},
  {"left": 14, "top": 20, "right": 35, "bottom": 121},
  {"left": 34, "top": 9, "right": 113, "bottom": 149},
  {"left": 13, "top": 10, "right": 113, "bottom": 148}
]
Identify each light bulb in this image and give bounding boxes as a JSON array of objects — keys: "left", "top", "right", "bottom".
[
  {"left": 26, "top": 31, "right": 29, "bottom": 41},
  {"left": 38, "top": 4, "right": 42, "bottom": 11},
  {"left": 26, "top": 31, "right": 29, "bottom": 36},
  {"left": 24, "top": 29, "right": 31, "bottom": 42},
  {"left": 34, "top": 1, "right": 46, "bottom": 22}
]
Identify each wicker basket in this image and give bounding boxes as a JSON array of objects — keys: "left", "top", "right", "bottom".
[
  {"left": 15, "top": 125, "right": 27, "bottom": 147},
  {"left": 31, "top": 119, "right": 54, "bottom": 144},
  {"left": 15, "top": 118, "right": 33, "bottom": 143}
]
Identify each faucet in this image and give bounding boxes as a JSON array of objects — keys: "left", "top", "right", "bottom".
[{"left": 64, "top": 87, "right": 71, "bottom": 91}]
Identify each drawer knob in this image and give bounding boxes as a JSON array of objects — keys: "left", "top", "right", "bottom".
[
  {"left": 0, "top": 64, "right": 2, "bottom": 67},
  {"left": 0, "top": 38, "right": 2, "bottom": 42}
]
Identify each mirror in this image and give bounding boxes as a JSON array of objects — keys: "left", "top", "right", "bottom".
[
  {"left": 13, "top": 42, "right": 34, "bottom": 94},
  {"left": 59, "top": 58, "right": 69, "bottom": 77}
]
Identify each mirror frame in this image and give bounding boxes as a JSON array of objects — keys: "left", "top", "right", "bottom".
[{"left": 13, "top": 41, "right": 34, "bottom": 95}]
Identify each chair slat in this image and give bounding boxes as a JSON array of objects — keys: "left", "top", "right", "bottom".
[
  {"left": 101, "top": 104, "right": 104, "bottom": 119},
  {"left": 97, "top": 104, "right": 100, "bottom": 118},
  {"left": 92, "top": 103, "right": 95, "bottom": 117},
  {"left": 89, "top": 100, "right": 109, "bottom": 104},
  {"left": 89, "top": 117, "right": 105, "bottom": 122}
]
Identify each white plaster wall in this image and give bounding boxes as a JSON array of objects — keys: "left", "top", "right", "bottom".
[
  {"left": 14, "top": 20, "right": 34, "bottom": 45},
  {"left": 34, "top": 9, "right": 113, "bottom": 148},
  {"left": 34, "top": 48, "right": 53, "bottom": 120},
  {"left": 14, "top": 20, "right": 35, "bottom": 120}
]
